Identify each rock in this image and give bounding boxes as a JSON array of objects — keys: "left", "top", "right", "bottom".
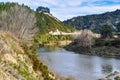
[{"left": 105, "top": 71, "right": 120, "bottom": 80}]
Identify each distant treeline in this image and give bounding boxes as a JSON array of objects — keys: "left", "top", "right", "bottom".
[{"left": 64, "top": 9, "right": 120, "bottom": 33}]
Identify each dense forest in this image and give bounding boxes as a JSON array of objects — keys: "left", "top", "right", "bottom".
[{"left": 64, "top": 9, "right": 120, "bottom": 33}]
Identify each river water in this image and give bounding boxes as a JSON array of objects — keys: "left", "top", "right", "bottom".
[{"left": 38, "top": 46, "right": 120, "bottom": 80}]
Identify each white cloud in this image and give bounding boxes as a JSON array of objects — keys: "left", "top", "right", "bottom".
[
  {"left": 0, "top": 0, "right": 120, "bottom": 21},
  {"left": 51, "top": 5, "right": 120, "bottom": 21}
]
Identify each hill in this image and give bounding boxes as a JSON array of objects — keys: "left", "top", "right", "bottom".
[
  {"left": 0, "top": 2, "right": 72, "bottom": 80},
  {"left": 36, "top": 12, "right": 75, "bottom": 34},
  {"left": 0, "top": 32, "right": 57, "bottom": 80},
  {"left": 64, "top": 9, "right": 120, "bottom": 32},
  {"left": 0, "top": 2, "right": 75, "bottom": 41}
]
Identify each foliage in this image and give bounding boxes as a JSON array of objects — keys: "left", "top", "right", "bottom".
[
  {"left": 73, "top": 30, "right": 95, "bottom": 48},
  {"left": 34, "top": 34, "right": 72, "bottom": 42},
  {"left": 0, "top": 2, "right": 38, "bottom": 41},
  {"left": 21, "top": 43, "right": 55, "bottom": 80},
  {"left": 0, "top": 2, "right": 17, "bottom": 11},
  {"left": 0, "top": 2, "right": 64, "bottom": 80},
  {"left": 114, "top": 76, "right": 120, "bottom": 80},
  {"left": 0, "top": 56, "right": 2, "bottom": 62},
  {"left": 116, "top": 22, "right": 120, "bottom": 32},
  {"left": 17, "top": 60, "right": 37, "bottom": 80},
  {"left": 100, "top": 24, "right": 113, "bottom": 38},
  {"left": 64, "top": 9, "right": 120, "bottom": 32},
  {"left": 35, "top": 12, "right": 75, "bottom": 34},
  {"left": 36, "top": 6, "right": 50, "bottom": 13},
  {"left": 95, "top": 38, "right": 120, "bottom": 47},
  {"left": 0, "top": 2, "right": 75, "bottom": 41}
]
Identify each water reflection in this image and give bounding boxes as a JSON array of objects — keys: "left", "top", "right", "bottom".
[
  {"left": 102, "top": 64, "right": 113, "bottom": 73},
  {"left": 38, "top": 47, "right": 120, "bottom": 80}
]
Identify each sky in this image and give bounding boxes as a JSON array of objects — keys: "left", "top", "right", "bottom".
[{"left": 0, "top": 0, "right": 120, "bottom": 21}]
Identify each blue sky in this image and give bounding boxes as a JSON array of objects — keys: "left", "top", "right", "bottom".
[{"left": 0, "top": 0, "right": 120, "bottom": 21}]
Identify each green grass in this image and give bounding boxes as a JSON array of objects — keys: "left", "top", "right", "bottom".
[
  {"left": 34, "top": 34, "right": 72, "bottom": 43},
  {"left": 18, "top": 60, "right": 37, "bottom": 80},
  {"left": 0, "top": 56, "right": 2, "bottom": 62},
  {"left": 21, "top": 43, "right": 55, "bottom": 80},
  {"left": 35, "top": 12, "right": 75, "bottom": 34}
]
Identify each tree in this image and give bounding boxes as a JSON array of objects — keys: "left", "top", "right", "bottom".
[
  {"left": 0, "top": 4, "right": 38, "bottom": 41},
  {"left": 36, "top": 6, "right": 50, "bottom": 13},
  {"left": 73, "top": 30, "right": 95, "bottom": 48},
  {"left": 116, "top": 22, "right": 120, "bottom": 32},
  {"left": 100, "top": 24, "right": 113, "bottom": 38}
]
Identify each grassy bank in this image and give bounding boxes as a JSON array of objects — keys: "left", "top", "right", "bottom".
[
  {"left": 34, "top": 34, "right": 72, "bottom": 47},
  {"left": 0, "top": 32, "right": 58, "bottom": 80}
]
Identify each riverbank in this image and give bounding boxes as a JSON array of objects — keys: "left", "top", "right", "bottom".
[
  {"left": 0, "top": 32, "right": 58, "bottom": 80},
  {"left": 42, "top": 40, "right": 72, "bottom": 47},
  {"left": 64, "top": 39, "right": 120, "bottom": 58},
  {"left": 99, "top": 71, "right": 120, "bottom": 80},
  {"left": 38, "top": 46, "right": 120, "bottom": 80}
]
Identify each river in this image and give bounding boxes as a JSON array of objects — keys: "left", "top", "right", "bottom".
[{"left": 38, "top": 46, "right": 120, "bottom": 80}]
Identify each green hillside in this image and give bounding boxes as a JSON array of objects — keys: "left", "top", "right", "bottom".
[
  {"left": 64, "top": 9, "right": 120, "bottom": 33},
  {"left": 0, "top": 2, "right": 60, "bottom": 80},
  {"left": 36, "top": 12, "right": 75, "bottom": 34},
  {"left": 0, "top": 2, "right": 75, "bottom": 40}
]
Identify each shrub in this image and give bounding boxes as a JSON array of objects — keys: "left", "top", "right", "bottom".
[
  {"left": 21, "top": 43, "right": 54, "bottom": 79},
  {"left": 114, "top": 76, "right": 120, "bottom": 80},
  {"left": 73, "top": 30, "right": 95, "bottom": 48},
  {"left": 100, "top": 24, "right": 113, "bottom": 39}
]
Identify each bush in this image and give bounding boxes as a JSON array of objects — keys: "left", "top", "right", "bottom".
[
  {"left": 95, "top": 39, "right": 112, "bottom": 46},
  {"left": 100, "top": 24, "right": 113, "bottom": 39},
  {"left": 21, "top": 43, "right": 54, "bottom": 79},
  {"left": 73, "top": 30, "right": 95, "bottom": 48},
  {"left": 35, "top": 34, "right": 72, "bottom": 42},
  {"left": 94, "top": 38, "right": 120, "bottom": 47},
  {"left": 114, "top": 76, "right": 120, "bottom": 80}
]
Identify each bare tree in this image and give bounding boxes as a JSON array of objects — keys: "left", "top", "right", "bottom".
[
  {"left": 0, "top": 4, "right": 38, "bottom": 41},
  {"left": 73, "top": 30, "right": 95, "bottom": 48}
]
